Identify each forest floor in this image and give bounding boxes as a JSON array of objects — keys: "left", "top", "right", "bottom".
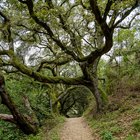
[
  {"left": 85, "top": 83, "right": 140, "bottom": 140},
  {"left": 60, "top": 117, "right": 95, "bottom": 140}
]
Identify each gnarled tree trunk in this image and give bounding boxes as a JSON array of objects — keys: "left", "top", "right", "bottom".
[
  {"left": 87, "top": 79, "right": 104, "bottom": 113},
  {"left": 81, "top": 58, "right": 105, "bottom": 113},
  {"left": 0, "top": 74, "right": 38, "bottom": 135}
]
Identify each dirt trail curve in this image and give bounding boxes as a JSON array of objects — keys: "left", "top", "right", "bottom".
[{"left": 60, "top": 117, "right": 94, "bottom": 140}]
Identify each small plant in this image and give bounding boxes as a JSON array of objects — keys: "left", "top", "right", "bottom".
[
  {"left": 0, "top": 121, "right": 24, "bottom": 140},
  {"left": 110, "top": 126, "right": 122, "bottom": 134},
  {"left": 136, "top": 107, "right": 140, "bottom": 113},
  {"left": 46, "top": 116, "right": 65, "bottom": 140},
  {"left": 133, "top": 120, "right": 140, "bottom": 132},
  {"left": 101, "top": 131, "right": 113, "bottom": 140},
  {"left": 125, "top": 135, "right": 137, "bottom": 140},
  {"left": 26, "top": 134, "right": 43, "bottom": 140}
]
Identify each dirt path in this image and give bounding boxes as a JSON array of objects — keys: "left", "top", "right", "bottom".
[{"left": 60, "top": 117, "right": 94, "bottom": 140}]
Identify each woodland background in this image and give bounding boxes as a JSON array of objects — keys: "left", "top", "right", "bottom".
[{"left": 0, "top": 0, "right": 140, "bottom": 139}]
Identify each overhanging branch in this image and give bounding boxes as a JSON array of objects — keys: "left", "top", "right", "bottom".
[
  {"left": 18, "top": 0, "right": 82, "bottom": 62},
  {"left": 2, "top": 50, "right": 89, "bottom": 85}
]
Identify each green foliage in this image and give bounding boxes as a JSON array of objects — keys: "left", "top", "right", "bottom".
[
  {"left": 46, "top": 116, "right": 65, "bottom": 140},
  {"left": 25, "top": 132, "right": 44, "bottom": 140},
  {"left": 125, "top": 135, "right": 137, "bottom": 140},
  {"left": 5, "top": 74, "right": 52, "bottom": 120},
  {"left": 48, "top": 131, "right": 60, "bottom": 140},
  {"left": 0, "top": 74, "right": 53, "bottom": 138},
  {"left": 110, "top": 126, "right": 123, "bottom": 134},
  {"left": 0, "top": 121, "right": 24, "bottom": 140},
  {"left": 99, "top": 86, "right": 108, "bottom": 104},
  {"left": 0, "top": 0, "right": 140, "bottom": 139},
  {"left": 133, "top": 120, "right": 140, "bottom": 132},
  {"left": 23, "top": 117, "right": 64, "bottom": 140},
  {"left": 60, "top": 86, "right": 92, "bottom": 117},
  {"left": 117, "top": 29, "right": 135, "bottom": 44},
  {"left": 101, "top": 131, "right": 113, "bottom": 140},
  {"left": 136, "top": 106, "right": 140, "bottom": 113}
]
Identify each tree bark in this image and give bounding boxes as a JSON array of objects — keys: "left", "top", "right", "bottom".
[
  {"left": 81, "top": 58, "right": 105, "bottom": 113},
  {"left": 86, "top": 67, "right": 105, "bottom": 113},
  {"left": 87, "top": 80, "right": 104, "bottom": 113},
  {"left": 84, "top": 21, "right": 106, "bottom": 113},
  {"left": 0, "top": 74, "right": 38, "bottom": 135}
]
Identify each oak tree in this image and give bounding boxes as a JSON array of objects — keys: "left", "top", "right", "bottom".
[{"left": 0, "top": 0, "right": 139, "bottom": 134}]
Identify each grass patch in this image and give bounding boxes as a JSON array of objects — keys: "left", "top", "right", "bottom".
[
  {"left": 22, "top": 116, "right": 65, "bottom": 140},
  {"left": 46, "top": 116, "right": 65, "bottom": 140},
  {"left": 101, "top": 131, "right": 114, "bottom": 140},
  {"left": 25, "top": 132, "right": 44, "bottom": 140},
  {"left": 125, "top": 135, "right": 137, "bottom": 140},
  {"left": 85, "top": 97, "right": 140, "bottom": 140},
  {"left": 132, "top": 120, "right": 140, "bottom": 132}
]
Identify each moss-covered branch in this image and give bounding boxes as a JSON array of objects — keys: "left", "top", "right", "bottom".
[
  {"left": 18, "top": 0, "right": 82, "bottom": 61},
  {"left": 1, "top": 50, "right": 89, "bottom": 85},
  {"left": 36, "top": 57, "right": 72, "bottom": 72}
]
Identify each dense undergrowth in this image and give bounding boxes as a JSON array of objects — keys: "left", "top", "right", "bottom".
[
  {"left": 25, "top": 116, "right": 65, "bottom": 140},
  {"left": 0, "top": 116, "right": 64, "bottom": 140},
  {"left": 0, "top": 74, "right": 64, "bottom": 140},
  {"left": 0, "top": 61, "right": 140, "bottom": 140},
  {"left": 85, "top": 75, "right": 140, "bottom": 140}
]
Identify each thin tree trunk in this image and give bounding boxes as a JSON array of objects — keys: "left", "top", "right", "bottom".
[{"left": 0, "top": 74, "right": 38, "bottom": 135}]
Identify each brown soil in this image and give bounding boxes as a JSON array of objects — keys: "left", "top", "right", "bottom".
[{"left": 60, "top": 117, "right": 94, "bottom": 140}]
